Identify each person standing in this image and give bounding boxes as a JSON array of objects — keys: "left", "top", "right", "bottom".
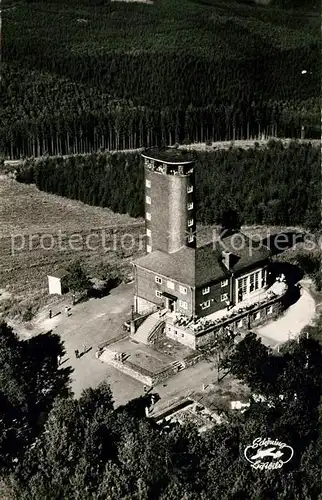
[
  {"left": 57, "top": 355, "right": 61, "bottom": 366},
  {"left": 75, "top": 349, "right": 79, "bottom": 359},
  {"left": 65, "top": 306, "right": 69, "bottom": 317},
  {"left": 49, "top": 309, "right": 52, "bottom": 319}
]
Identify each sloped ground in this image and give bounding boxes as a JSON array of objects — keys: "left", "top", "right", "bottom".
[{"left": 0, "top": 176, "right": 144, "bottom": 319}]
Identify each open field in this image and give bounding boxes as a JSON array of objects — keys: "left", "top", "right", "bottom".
[{"left": 0, "top": 176, "right": 144, "bottom": 319}]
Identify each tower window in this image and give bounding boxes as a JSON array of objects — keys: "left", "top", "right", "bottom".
[
  {"left": 145, "top": 179, "right": 151, "bottom": 188},
  {"left": 155, "top": 290, "right": 162, "bottom": 298},
  {"left": 146, "top": 212, "right": 151, "bottom": 221},
  {"left": 201, "top": 300, "right": 210, "bottom": 310},
  {"left": 221, "top": 293, "right": 228, "bottom": 302},
  {"left": 202, "top": 287, "right": 210, "bottom": 295},
  {"left": 179, "top": 285, "right": 187, "bottom": 294},
  {"left": 187, "top": 185, "right": 193, "bottom": 193},
  {"left": 187, "top": 202, "right": 194, "bottom": 210},
  {"left": 221, "top": 279, "right": 229, "bottom": 287},
  {"left": 179, "top": 300, "right": 187, "bottom": 310},
  {"left": 146, "top": 196, "right": 151, "bottom": 204},
  {"left": 155, "top": 276, "right": 162, "bottom": 284},
  {"left": 188, "top": 219, "right": 194, "bottom": 227},
  {"left": 188, "top": 235, "right": 194, "bottom": 243}
]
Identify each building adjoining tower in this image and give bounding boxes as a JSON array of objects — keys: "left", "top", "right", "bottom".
[
  {"left": 132, "top": 147, "right": 286, "bottom": 349},
  {"left": 142, "top": 148, "right": 196, "bottom": 254}
]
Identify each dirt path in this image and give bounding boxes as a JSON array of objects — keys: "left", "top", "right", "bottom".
[{"left": 255, "top": 281, "right": 316, "bottom": 347}]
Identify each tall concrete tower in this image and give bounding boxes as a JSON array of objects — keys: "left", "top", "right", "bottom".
[{"left": 141, "top": 147, "right": 196, "bottom": 254}]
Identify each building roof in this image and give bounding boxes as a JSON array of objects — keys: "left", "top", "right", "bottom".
[
  {"left": 134, "top": 233, "right": 270, "bottom": 288},
  {"left": 134, "top": 247, "right": 195, "bottom": 286},
  {"left": 142, "top": 147, "right": 195, "bottom": 165},
  {"left": 195, "top": 244, "right": 228, "bottom": 286},
  {"left": 47, "top": 269, "right": 69, "bottom": 279},
  {"left": 216, "top": 233, "right": 271, "bottom": 273}
]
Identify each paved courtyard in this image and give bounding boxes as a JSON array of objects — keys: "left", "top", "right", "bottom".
[
  {"left": 10, "top": 279, "right": 317, "bottom": 411},
  {"left": 12, "top": 284, "right": 144, "bottom": 405}
]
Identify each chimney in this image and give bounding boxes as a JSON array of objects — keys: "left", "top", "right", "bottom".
[{"left": 222, "top": 251, "right": 233, "bottom": 270}]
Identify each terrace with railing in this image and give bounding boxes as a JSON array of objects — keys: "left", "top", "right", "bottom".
[
  {"left": 166, "top": 279, "right": 288, "bottom": 336},
  {"left": 144, "top": 159, "right": 193, "bottom": 176}
]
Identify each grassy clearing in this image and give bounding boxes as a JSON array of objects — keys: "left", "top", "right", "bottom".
[{"left": 0, "top": 176, "right": 145, "bottom": 320}]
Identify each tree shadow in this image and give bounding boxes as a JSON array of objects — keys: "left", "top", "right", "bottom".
[
  {"left": 267, "top": 262, "right": 303, "bottom": 309},
  {"left": 0, "top": 327, "right": 74, "bottom": 465},
  {"left": 23, "top": 331, "right": 74, "bottom": 405},
  {"left": 268, "top": 261, "right": 304, "bottom": 286},
  {"left": 89, "top": 277, "right": 122, "bottom": 299},
  {"left": 262, "top": 231, "right": 305, "bottom": 256},
  {"left": 81, "top": 277, "right": 122, "bottom": 301},
  {"left": 281, "top": 284, "right": 301, "bottom": 309},
  {"left": 116, "top": 392, "right": 160, "bottom": 419}
]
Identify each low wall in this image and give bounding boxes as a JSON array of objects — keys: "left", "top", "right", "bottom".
[
  {"left": 99, "top": 349, "right": 153, "bottom": 385},
  {"left": 132, "top": 305, "right": 159, "bottom": 331},
  {"left": 99, "top": 345, "right": 203, "bottom": 386},
  {"left": 151, "top": 351, "right": 203, "bottom": 385},
  {"left": 135, "top": 296, "right": 156, "bottom": 316},
  {"left": 97, "top": 333, "right": 128, "bottom": 350},
  {"left": 165, "top": 323, "right": 196, "bottom": 349}
]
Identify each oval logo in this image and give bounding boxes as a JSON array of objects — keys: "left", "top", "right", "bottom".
[{"left": 244, "top": 437, "right": 294, "bottom": 470}]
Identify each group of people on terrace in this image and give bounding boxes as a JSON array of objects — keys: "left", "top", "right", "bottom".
[
  {"left": 168, "top": 275, "right": 288, "bottom": 333},
  {"left": 145, "top": 160, "right": 193, "bottom": 176}
]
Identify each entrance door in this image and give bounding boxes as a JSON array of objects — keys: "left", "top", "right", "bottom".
[{"left": 166, "top": 297, "right": 175, "bottom": 313}]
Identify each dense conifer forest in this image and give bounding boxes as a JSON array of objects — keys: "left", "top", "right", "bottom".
[
  {"left": 1, "top": 0, "right": 320, "bottom": 158},
  {"left": 16, "top": 141, "right": 321, "bottom": 230},
  {"left": 1, "top": 321, "right": 321, "bottom": 499}
]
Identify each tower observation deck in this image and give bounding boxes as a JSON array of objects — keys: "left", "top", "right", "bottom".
[{"left": 141, "top": 147, "right": 196, "bottom": 254}]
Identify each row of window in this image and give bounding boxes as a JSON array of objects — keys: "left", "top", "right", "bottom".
[
  {"left": 145, "top": 196, "right": 193, "bottom": 211},
  {"left": 237, "top": 269, "right": 266, "bottom": 298},
  {"left": 145, "top": 212, "right": 194, "bottom": 228},
  {"left": 155, "top": 290, "right": 188, "bottom": 309},
  {"left": 146, "top": 179, "right": 193, "bottom": 194},
  {"left": 235, "top": 306, "right": 272, "bottom": 325},
  {"left": 201, "top": 279, "right": 228, "bottom": 295},
  {"left": 154, "top": 276, "right": 228, "bottom": 296},
  {"left": 155, "top": 276, "right": 187, "bottom": 294},
  {"left": 168, "top": 326, "right": 185, "bottom": 338},
  {"left": 200, "top": 293, "right": 228, "bottom": 310}
]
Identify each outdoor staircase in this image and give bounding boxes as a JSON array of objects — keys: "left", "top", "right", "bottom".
[{"left": 131, "top": 312, "right": 164, "bottom": 345}]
